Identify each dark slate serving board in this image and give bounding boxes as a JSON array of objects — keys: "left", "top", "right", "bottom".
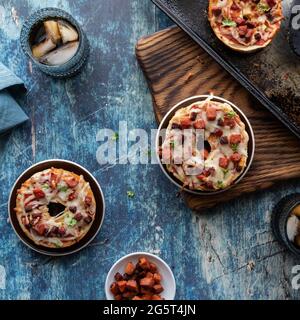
[{"left": 152, "top": 0, "right": 300, "bottom": 138}]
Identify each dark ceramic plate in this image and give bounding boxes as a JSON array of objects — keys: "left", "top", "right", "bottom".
[
  {"left": 8, "top": 159, "right": 105, "bottom": 256},
  {"left": 152, "top": 0, "right": 300, "bottom": 138},
  {"left": 156, "top": 95, "right": 255, "bottom": 195}
]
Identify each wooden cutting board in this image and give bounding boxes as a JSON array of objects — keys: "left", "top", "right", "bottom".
[{"left": 136, "top": 26, "right": 300, "bottom": 212}]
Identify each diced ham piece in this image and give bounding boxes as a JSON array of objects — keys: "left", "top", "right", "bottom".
[
  {"left": 126, "top": 280, "right": 138, "bottom": 292},
  {"left": 230, "top": 134, "right": 242, "bottom": 144},
  {"left": 180, "top": 117, "right": 192, "bottom": 129},
  {"left": 140, "top": 277, "right": 155, "bottom": 288},
  {"left": 117, "top": 280, "right": 127, "bottom": 293},
  {"left": 66, "top": 178, "right": 78, "bottom": 188},
  {"left": 230, "top": 153, "right": 242, "bottom": 162},
  {"left": 33, "top": 188, "right": 45, "bottom": 199},
  {"left": 125, "top": 262, "right": 135, "bottom": 275},
  {"left": 219, "top": 157, "right": 229, "bottom": 169},
  {"left": 206, "top": 106, "right": 217, "bottom": 121},
  {"left": 110, "top": 282, "right": 119, "bottom": 295}
]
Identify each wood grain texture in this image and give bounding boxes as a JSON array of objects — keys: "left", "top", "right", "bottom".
[{"left": 136, "top": 26, "right": 300, "bottom": 211}]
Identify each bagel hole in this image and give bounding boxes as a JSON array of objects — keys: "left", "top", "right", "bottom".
[{"left": 48, "top": 202, "right": 66, "bottom": 217}]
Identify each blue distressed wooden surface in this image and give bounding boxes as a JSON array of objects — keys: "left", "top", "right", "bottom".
[{"left": 0, "top": 0, "right": 299, "bottom": 300}]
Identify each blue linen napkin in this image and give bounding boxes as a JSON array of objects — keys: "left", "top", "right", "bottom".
[{"left": 0, "top": 62, "right": 28, "bottom": 134}]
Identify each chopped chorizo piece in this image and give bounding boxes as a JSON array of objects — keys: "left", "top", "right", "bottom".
[
  {"left": 84, "top": 216, "right": 92, "bottom": 224},
  {"left": 33, "top": 188, "right": 45, "bottom": 199},
  {"left": 224, "top": 117, "right": 236, "bottom": 129},
  {"left": 213, "top": 128, "right": 223, "bottom": 137},
  {"left": 218, "top": 118, "right": 225, "bottom": 126},
  {"left": 85, "top": 196, "right": 92, "bottom": 206},
  {"left": 149, "top": 263, "right": 157, "bottom": 273},
  {"left": 153, "top": 273, "right": 162, "bottom": 284},
  {"left": 220, "top": 136, "right": 228, "bottom": 145},
  {"left": 114, "top": 294, "right": 123, "bottom": 301},
  {"left": 117, "top": 280, "right": 127, "bottom": 293},
  {"left": 34, "top": 224, "right": 47, "bottom": 236},
  {"left": 126, "top": 280, "right": 138, "bottom": 292},
  {"left": 132, "top": 296, "right": 143, "bottom": 300},
  {"left": 74, "top": 212, "right": 83, "bottom": 221},
  {"left": 140, "top": 277, "right": 155, "bottom": 289},
  {"left": 138, "top": 257, "right": 151, "bottom": 271},
  {"left": 219, "top": 157, "right": 229, "bottom": 169},
  {"left": 68, "top": 192, "right": 76, "bottom": 201},
  {"left": 146, "top": 272, "right": 154, "bottom": 279},
  {"left": 230, "top": 134, "right": 242, "bottom": 144},
  {"left": 206, "top": 106, "right": 217, "bottom": 121},
  {"left": 110, "top": 282, "right": 120, "bottom": 295},
  {"left": 141, "top": 294, "right": 153, "bottom": 300},
  {"left": 125, "top": 262, "right": 135, "bottom": 275},
  {"left": 114, "top": 272, "right": 123, "bottom": 281},
  {"left": 58, "top": 226, "right": 66, "bottom": 236},
  {"left": 153, "top": 284, "right": 164, "bottom": 294}
]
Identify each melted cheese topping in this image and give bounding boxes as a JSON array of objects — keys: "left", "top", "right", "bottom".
[
  {"left": 15, "top": 168, "right": 96, "bottom": 248},
  {"left": 161, "top": 98, "right": 249, "bottom": 191},
  {"left": 209, "top": 0, "right": 283, "bottom": 50}
]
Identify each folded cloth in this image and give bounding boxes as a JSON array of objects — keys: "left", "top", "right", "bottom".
[{"left": 0, "top": 62, "right": 28, "bottom": 134}]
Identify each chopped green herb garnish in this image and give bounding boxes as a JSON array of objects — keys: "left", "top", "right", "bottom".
[
  {"left": 257, "top": 2, "right": 270, "bottom": 12},
  {"left": 222, "top": 19, "right": 237, "bottom": 27},
  {"left": 222, "top": 169, "right": 229, "bottom": 178},
  {"left": 54, "top": 241, "right": 63, "bottom": 248},
  {"left": 127, "top": 191, "right": 135, "bottom": 198},
  {"left": 170, "top": 141, "right": 175, "bottom": 148},
  {"left": 58, "top": 185, "right": 68, "bottom": 192},
  {"left": 112, "top": 132, "right": 119, "bottom": 141},
  {"left": 42, "top": 184, "right": 49, "bottom": 189},
  {"left": 226, "top": 111, "right": 236, "bottom": 119},
  {"left": 217, "top": 181, "right": 225, "bottom": 189},
  {"left": 65, "top": 215, "right": 77, "bottom": 227},
  {"left": 231, "top": 143, "right": 239, "bottom": 152}
]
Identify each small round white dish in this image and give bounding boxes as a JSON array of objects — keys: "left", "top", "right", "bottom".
[{"left": 105, "top": 252, "right": 176, "bottom": 300}]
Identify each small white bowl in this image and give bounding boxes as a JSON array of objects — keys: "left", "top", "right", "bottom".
[{"left": 105, "top": 252, "right": 176, "bottom": 300}]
